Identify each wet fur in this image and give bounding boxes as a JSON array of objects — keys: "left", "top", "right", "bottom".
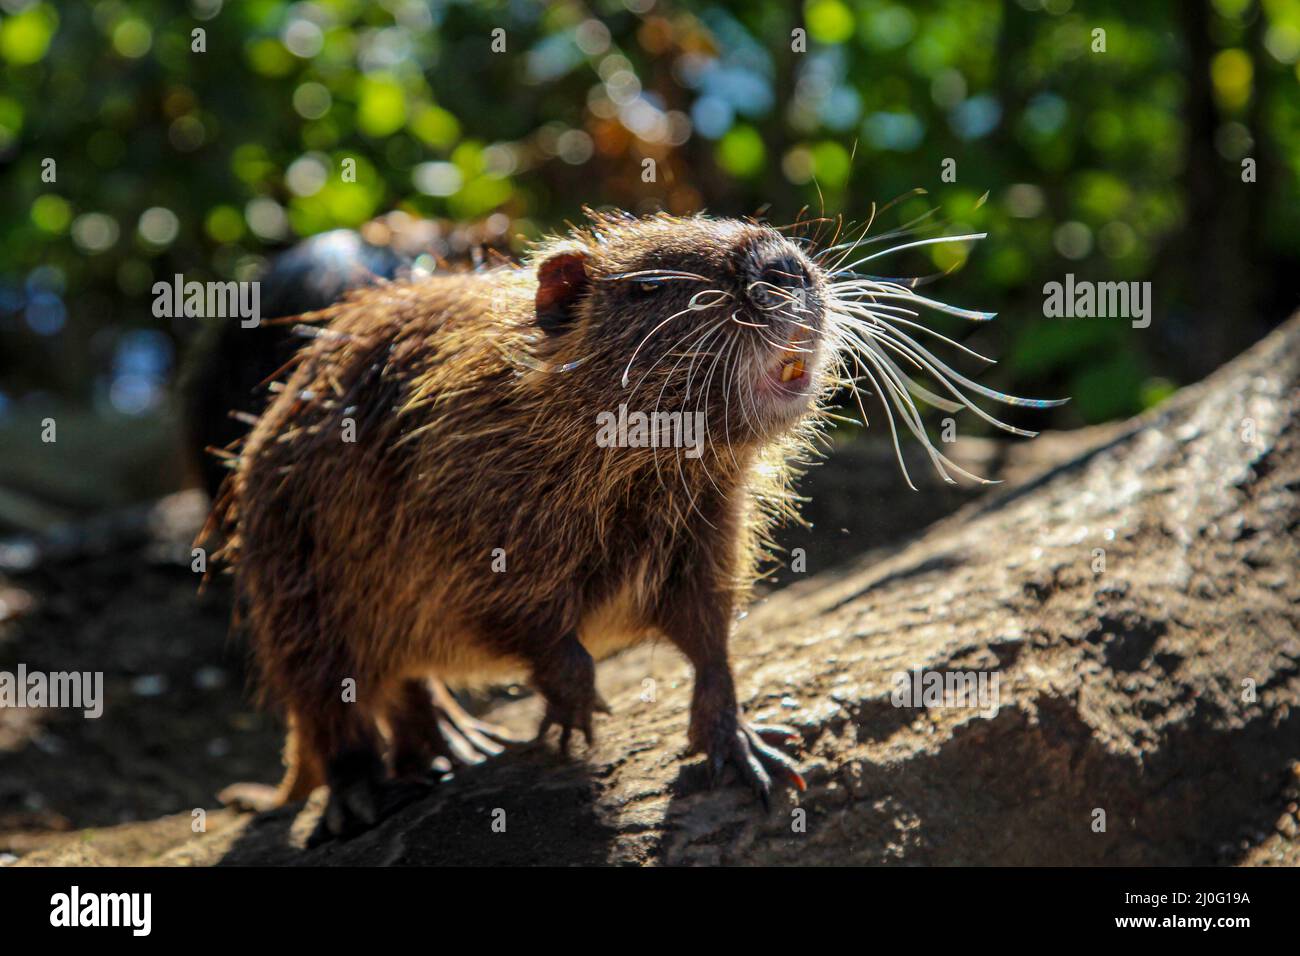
[{"left": 208, "top": 212, "right": 833, "bottom": 808}]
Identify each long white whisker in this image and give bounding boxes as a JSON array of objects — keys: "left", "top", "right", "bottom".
[
  {"left": 840, "top": 324, "right": 1038, "bottom": 438},
  {"left": 833, "top": 301, "right": 996, "bottom": 364},
  {"left": 621, "top": 290, "right": 732, "bottom": 388},
  {"left": 836, "top": 233, "right": 987, "bottom": 273}
]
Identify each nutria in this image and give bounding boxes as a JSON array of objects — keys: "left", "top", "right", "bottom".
[{"left": 205, "top": 209, "right": 1061, "bottom": 837}]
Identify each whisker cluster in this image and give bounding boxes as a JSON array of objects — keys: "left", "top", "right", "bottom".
[
  {"left": 603, "top": 210, "right": 1065, "bottom": 518},
  {"left": 824, "top": 232, "right": 1067, "bottom": 490}
]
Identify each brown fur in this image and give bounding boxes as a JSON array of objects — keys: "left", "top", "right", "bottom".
[{"left": 209, "top": 211, "right": 833, "bottom": 821}]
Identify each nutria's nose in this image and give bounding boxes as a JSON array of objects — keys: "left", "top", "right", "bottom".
[
  {"left": 760, "top": 254, "right": 806, "bottom": 290},
  {"left": 743, "top": 247, "right": 808, "bottom": 308}
]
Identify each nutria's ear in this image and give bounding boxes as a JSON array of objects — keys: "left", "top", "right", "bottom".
[{"left": 535, "top": 251, "right": 591, "bottom": 334}]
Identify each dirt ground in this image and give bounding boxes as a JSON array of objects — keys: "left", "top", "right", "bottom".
[
  {"left": 2, "top": 410, "right": 1294, "bottom": 865},
  {"left": 0, "top": 426, "right": 1009, "bottom": 856}
]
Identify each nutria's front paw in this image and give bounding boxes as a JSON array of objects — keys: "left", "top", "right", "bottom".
[
  {"left": 693, "top": 707, "right": 806, "bottom": 807},
  {"left": 535, "top": 685, "right": 611, "bottom": 755},
  {"left": 531, "top": 635, "right": 610, "bottom": 755}
]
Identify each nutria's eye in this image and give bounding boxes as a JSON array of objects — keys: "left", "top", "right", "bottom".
[{"left": 632, "top": 280, "right": 661, "bottom": 298}]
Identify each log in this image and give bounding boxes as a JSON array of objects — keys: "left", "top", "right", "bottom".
[{"left": 15, "top": 314, "right": 1300, "bottom": 866}]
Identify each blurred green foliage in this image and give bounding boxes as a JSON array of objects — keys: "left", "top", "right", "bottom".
[{"left": 1, "top": 0, "right": 1298, "bottom": 430}]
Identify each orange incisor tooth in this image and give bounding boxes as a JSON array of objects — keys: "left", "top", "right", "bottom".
[{"left": 781, "top": 358, "right": 804, "bottom": 382}]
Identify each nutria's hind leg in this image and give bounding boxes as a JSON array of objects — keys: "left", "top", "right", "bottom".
[
  {"left": 388, "top": 677, "right": 519, "bottom": 777},
  {"left": 228, "top": 664, "right": 389, "bottom": 841},
  {"left": 219, "top": 715, "right": 325, "bottom": 812},
  {"left": 307, "top": 699, "right": 386, "bottom": 840}
]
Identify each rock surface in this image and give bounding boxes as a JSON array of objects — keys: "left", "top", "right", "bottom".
[{"left": 11, "top": 315, "right": 1300, "bottom": 866}]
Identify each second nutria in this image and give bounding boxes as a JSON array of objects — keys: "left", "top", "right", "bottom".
[{"left": 207, "top": 209, "right": 1060, "bottom": 837}]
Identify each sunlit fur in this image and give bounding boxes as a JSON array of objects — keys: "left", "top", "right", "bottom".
[{"left": 205, "top": 208, "right": 1058, "bottom": 807}]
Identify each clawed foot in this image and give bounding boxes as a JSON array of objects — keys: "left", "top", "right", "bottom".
[
  {"left": 701, "top": 713, "right": 806, "bottom": 807},
  {"left": 425, "top": 680, "right": 522, "bottom": 770},
  {"left": 712, "top": 717, "right": 800, "bottom": 806},
  {"left": 535, "top": 689, "right": 611, "bottom": 755},
  {"left": 688, "top": 667, "right": 806, "bottom": 807},
  {"left": 531, "top": 635, "right": 608, "bottom": 755},
  {"left": 390, "top": 678, "right": 522, "bottom": 778}
]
